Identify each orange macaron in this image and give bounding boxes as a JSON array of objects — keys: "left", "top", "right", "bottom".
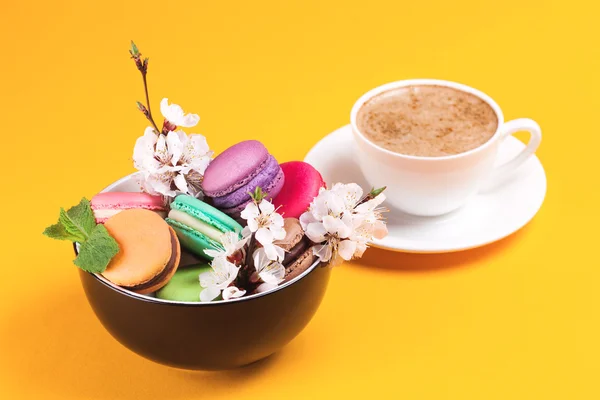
[{"left": 102, "top": 208, "right": 181, "bottom": 294}]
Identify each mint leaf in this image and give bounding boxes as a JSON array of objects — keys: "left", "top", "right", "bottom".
[
  {"left": 43, "top": 222, "right": 81, "bottom": 242},
  {"left": 67, "top": 198, "right": 95, "bottom": 231},
  {"left": 74, "top": 224, "right": 120, "bottom": 273},
  {"left": 44, "top": 197, "right": 94, "bottom": 242},
  {"left": 44, "top": 197, "right": 120, "bottom": 273},
  {"left": 65, "top": 198, "right": 95, "bottom": 237},
  {"left": 59, "top": 208, "right": 87, "bottom": 242}
]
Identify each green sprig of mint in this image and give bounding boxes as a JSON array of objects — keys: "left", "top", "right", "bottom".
[{"left": 43, "top": 198, "right": 120, "bottom": 273}]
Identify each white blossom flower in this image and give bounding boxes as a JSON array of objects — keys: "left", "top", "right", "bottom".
[
  {"left": 203, "top": 231, "right": 249, "bottom": 260},
  {"left": 241, "top": 199, "right": 286, "bottom": 261},
  {"left": 330, "top": 182, "right": 364, "bottom": 212},
  {"left": 133, "top": 128, "right": 212, "bottom": 198},
  {"left": 254, "top": 282, "right": 279, "bottom": 294},
  {"left": 306, "top": 214, "right": 355, "bottom": 266},
  {"left": 160, "top": 98, "right": 200, "bottom": 128},
  {"left": 299, "top": 183, "right": 388, "bottom": 266},
  {"left": 355, "top": 191, "right": 386, "bottom": 214},
  {"left": 199, "top": 257, "right": 241, "bottom": 302},
  {"left": 299, "top": 183, "right": 364, "bottom": 222},
  {"left": 252, "top": 248, "right": 285, "bottom": 285},
  {"left": 222, "top": 286, "right": 246, "bottom": 300},
  {"left": 354, "top": 193, "right": 388, "bottom": 240}
]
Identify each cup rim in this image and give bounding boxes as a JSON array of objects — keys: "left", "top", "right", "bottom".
[
  {"left": 81, "top": 173, "right": 323, "bottom": 307},
  {"left": 350, "top": 79, "right": 505, "bottom": 161}
]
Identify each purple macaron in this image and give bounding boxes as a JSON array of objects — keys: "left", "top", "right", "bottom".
[{"left": 202, "top": 140, "right": 285, "bottom": 219}]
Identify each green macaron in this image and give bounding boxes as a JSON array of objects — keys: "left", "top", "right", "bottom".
[
  {"left": 155, "top": 263, "right": 212, "bottom": 302},
  {"left": 166, "top": 195, "right": 243, "bottom": 259}
]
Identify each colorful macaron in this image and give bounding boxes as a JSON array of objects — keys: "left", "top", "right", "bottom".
[
  {"left": 272, "top": 161, "right": 325, "bottom": 219},
  {"left": 273, "top": 218, "right": 317, "bottom": 282},
  {"left": 156, "top": 263, "right": 212, "bottom": 302},
  {"left": 102, "top": 209, "right": 181, "bottom": 294},
  {"left": 91, "top": 192, "right": 166, "bottom": 224},
  {"left": 166, "top": 195, "right": 243, "bottom": 259},
  {"left": 202, "top": 140, "right": 284, "bottom": 219}
]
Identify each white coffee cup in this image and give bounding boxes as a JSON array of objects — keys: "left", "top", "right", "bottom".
[{"left": 351, "top": 79, "right": 542, "bottom": 217}]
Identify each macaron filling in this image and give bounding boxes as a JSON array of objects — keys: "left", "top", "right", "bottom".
[
  {"left": 212, "top": 153, "right": 270, "bottom": 197},
  {"left": 282, "top": 237, "right": 310, "bottom": 266},
  {"left": 168, "top": 209, "right": 223, "bottom": 241},
  {"left": 169, "top": 196, "right": 241, "bottom": 234},
  {"left": 211, "top": 155, "right": 282, "bottom": 208},
  {"left": 271, "top": 218, "right": 316, "bottom": 283},
  {"left": 284, "top": 245, "right": 316, "bottom": 283},
  {"left": 220, "top": 167, "right": 285, "bottom": 217},
  {"left": 121, "top": 228, "right": 180, "bottom": 292},
  {"left": 94, "top": 208, "right": 167, "bottom": 221}
]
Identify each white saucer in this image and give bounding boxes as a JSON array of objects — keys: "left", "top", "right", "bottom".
[{"left": 304, "top": 125, "right": 547, "bottom": 253}]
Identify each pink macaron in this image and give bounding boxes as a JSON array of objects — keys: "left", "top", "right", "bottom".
[
  {"left": 90, "top": 192, "right": 167, "bottom": 224},
  {"left": 272, "top": 161, "right": 325, "bottom": 219}
]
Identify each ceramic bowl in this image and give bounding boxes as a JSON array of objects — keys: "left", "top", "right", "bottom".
[{"left": 78, "top": 174, "right": 331, "bottom": 370}]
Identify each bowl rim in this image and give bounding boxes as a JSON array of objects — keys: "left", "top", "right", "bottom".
[
  {"left": 79, "top": 248, "right": 323, "bottom": 307},
  {"left": 78, "top": 173, "right": 325, "bottom": 307}
]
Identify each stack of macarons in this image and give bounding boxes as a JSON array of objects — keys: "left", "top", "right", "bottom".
[{"left": 202, "top": 140, "right": 284, "bottom": 220}]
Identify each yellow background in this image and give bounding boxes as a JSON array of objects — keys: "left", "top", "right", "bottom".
[{"left": 1, "top": 0, "right": 598, "bottom": 398}]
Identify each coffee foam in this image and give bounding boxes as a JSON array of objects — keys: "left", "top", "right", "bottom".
[{"left": 356, "top": 85, "right": 498, "bottom": 157}]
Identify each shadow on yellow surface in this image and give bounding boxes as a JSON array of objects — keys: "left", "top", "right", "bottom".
[
  {"left": 357, "top": 223, "right": 531, "bottom": 272},
  {"left": 1, "top": 283, "right": 292, "bottom": 399}
]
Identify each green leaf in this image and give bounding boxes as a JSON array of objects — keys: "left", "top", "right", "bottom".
[
  {"left": 59, "top": 198, "right": 95, "bottom": 242},
  {"left": 68, "top": 198, "right": 95, "bottom": 234},
  {"left": 74, "top": 224, "right": 120, "bottom": 273},
  {"left": 58, "top": 208, "right": 86, "bottom": 242},
  {"left": 43, "top": 222, "right": 81, "bottom": 242},
  {"left": 43, "top": 197, "right": 94, "bottom": 242},
  {"left": 249, "top": 186, "right": 266, "bottom": 203},
  {"left": 44, "top": 197, "right": 120, "bottom": 273},
  {"left": 369, "top": 186, "right": 387, "bottom": 197},
  {"left": 130, "top": 40, "right": 140, "bottom": 56}
]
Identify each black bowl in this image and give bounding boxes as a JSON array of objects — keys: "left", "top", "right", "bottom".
[
  {"left": 79, "top": 263, "right": 330, "bottom": 370},
  {"left": 78, "top": 174, "right": 332, "bottom": 370}
]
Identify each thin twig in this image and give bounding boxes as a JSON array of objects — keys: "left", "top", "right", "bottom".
[
  {"left": 141, "top": 74, "right": 161, "bottom": 134},
  {"left": 130, "top": 42, "right": 161, "bottom": 135},
  {"left": 244, "top": 234, "right": 256, "bottom": 270}
]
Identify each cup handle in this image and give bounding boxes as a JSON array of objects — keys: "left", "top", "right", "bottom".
[{"left": 492, "top": 118, "right": 542, "bottom": 181}]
